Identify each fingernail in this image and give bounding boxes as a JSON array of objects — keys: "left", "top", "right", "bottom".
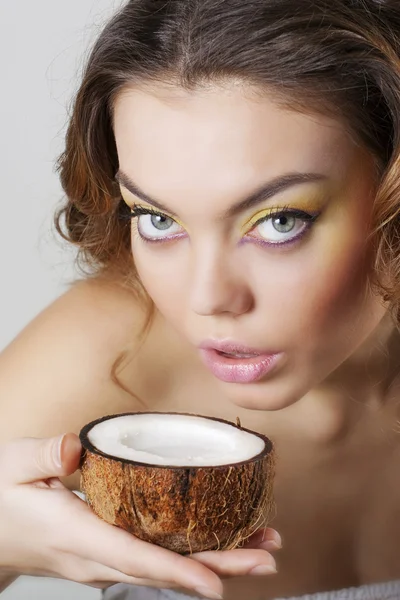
[
  {"left": 195, "top": 586, "right": 223, "bottom": 599},
  {"left": 258, "top": 539, "right": 282, "bottom": 551},
  {"left": 265, "top": 530, "right": 282, "bottom": 548},
  {"left": 53, "top": 435, "right": 65, "bottom": 469},
  {"left": 249, "top": 564, "right": 277, "bottom": 576}
]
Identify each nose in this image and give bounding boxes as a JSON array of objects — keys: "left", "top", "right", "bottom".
[{"left": 189, "top": 246, "right": 254, "bottom": 317}]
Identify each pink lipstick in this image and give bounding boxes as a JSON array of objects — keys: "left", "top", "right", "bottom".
[{"left": 199, "top": 341, "right": 282, "bottom": 384}]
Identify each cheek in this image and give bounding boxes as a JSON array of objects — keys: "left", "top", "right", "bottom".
[
  {"left": 297, "top": 243, "right": 370, "bottom": 331},
  {"left": 300, "top": 214, "right": 376, "bottom": 332},
  {"left": 252, "top": 223, "right": 374, "bottom": 341},
  {"left": 132, "top": 240, "right": 188, "bottom": 318}
]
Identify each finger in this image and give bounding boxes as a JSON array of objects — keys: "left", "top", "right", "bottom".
[
  {"left": 61, "top": 510, "right": 223, "bottom": 599},
  {"left": 32, "top": 477, "right": 70, "bottom": 490},
  {"left": 55, "top": 554, "right": 174, "bottom": 590},
  {"left": 86, "top": 580, "right": 174, "bottom": 591},
  {"left": 1, "top": 434, "right": 81, "bottom": 484},
  {"left": 243, "top": 528, "right": 282, "bottom": 551},
  {"left": 191, "top": 548, "right": 277, "bottom": 577},
  {"left": 89, "top": 580, "right": 175, "bottom": 591},
  {"left": 59, "top": 434, "right": 82, "bottom": 474}
]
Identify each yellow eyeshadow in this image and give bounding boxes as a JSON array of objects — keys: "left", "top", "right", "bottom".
[
  {"left": 120, "top": 191, "right": 186, "bottom": 230},
  {"left": 242, "top": 208, "right": 277, "bottom": 233},
  {"left": 120, "top": 189, "right": 135, "bottom": 209},
  {"left": 240, "top": 197, "right": 325, "bottom": 234}
]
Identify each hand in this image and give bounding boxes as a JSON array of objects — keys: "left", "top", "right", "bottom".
[{"left": 0, "top": 434, "right": 280, "bottom": 599}]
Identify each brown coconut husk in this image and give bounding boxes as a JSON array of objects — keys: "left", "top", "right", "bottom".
[{"left": 80, "top": 412, "right": 275, "bottom": 554}]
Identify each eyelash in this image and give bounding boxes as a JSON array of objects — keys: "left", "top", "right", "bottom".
[
  {"left": 129, "top": 205, "right": 185, "bottom": 245},
  {"left": 245, "top": 205, "right": 319, "bottom": 248},
  {"left": 126, "top": 204, "right": 320, "bottom": 247},
  {"left": 130, "top": 206, "right": 170, "bottom": 219}
]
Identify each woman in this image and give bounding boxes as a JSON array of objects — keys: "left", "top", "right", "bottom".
[{"left": 1, "top": 0, "right": 400, "bottom": 599}]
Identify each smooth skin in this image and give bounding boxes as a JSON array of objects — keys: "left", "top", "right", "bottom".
[{"left": 0, "top": 82, "right": 400, "bottom": 599}]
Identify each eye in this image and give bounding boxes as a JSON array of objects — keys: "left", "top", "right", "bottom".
[
  {"left": 131, "top": 206, "right": 185, "bottom": 241},
  {"left": 245, "top": 209, "right": 319, "bottom": 246}
]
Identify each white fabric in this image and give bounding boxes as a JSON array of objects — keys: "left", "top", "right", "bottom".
[
  {"left": 102, "top": 580, "right": 400, "bottom": 600},
  {"left": 276, "top": 580, "right": 400, "bottom": 599}
]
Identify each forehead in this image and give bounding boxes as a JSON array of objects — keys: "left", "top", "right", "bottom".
[{"left": 113, "top": 82, "right": 362, "bottom": 207}]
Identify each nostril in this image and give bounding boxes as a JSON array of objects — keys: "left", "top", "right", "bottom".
[
  {"left": 191, "top": 282, "right": 254, "bottom": 317},
  {"left": 189, "top": 257, "right": 253, "bottom": 317}
]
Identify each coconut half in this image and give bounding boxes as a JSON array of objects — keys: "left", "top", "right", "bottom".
[{"left": 80, "top": 412, "right": 275, "bottom": 554}]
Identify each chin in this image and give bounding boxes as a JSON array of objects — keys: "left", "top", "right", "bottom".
[{"left": 217, "top": 377, "right": 308, "bottom": 412}]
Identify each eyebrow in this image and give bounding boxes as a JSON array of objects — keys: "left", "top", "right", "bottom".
[{"left": 115, "top": 169, "right": 327, "bottom": 218}]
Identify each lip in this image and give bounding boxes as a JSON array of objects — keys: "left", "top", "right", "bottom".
[{"left": 198, "top": 340, "right": 283, "bottom": 384}]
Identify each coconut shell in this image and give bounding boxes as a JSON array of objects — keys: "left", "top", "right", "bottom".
[{"left": 80, "top": 412, "right": 275, "bottom": 554}]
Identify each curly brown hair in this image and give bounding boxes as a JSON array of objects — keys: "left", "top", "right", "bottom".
[{"left": 56, "top": 0, "right": 400, "bottom": 325}]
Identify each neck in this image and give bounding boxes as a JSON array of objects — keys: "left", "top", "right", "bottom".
[
  {"left": 323, "top": 312, "right": 400, "bottom": 407},
  {"left": 280, "top": 314, "right": 400, "bottom": 445}
]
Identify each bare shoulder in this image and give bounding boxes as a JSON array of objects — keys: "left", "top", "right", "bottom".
[{"left": 0, "top": 277, "right": 148, "bottom": 447}]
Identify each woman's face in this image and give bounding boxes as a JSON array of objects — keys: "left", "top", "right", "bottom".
[{"left": 114, "top": 83, "right": 386, "bottom": 410}]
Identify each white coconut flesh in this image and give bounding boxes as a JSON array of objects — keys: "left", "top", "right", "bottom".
[{"left": 88, "top": 414, "right": 265, "bottom": 467}]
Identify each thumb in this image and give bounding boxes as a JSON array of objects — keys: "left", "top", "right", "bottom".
[{"left": 3, "top": 433, "right": 82, "bottom": 485}]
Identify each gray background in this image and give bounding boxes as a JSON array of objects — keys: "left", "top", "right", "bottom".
[{"left": 1, "top": 0, "right": 126, "bottom": 597}]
